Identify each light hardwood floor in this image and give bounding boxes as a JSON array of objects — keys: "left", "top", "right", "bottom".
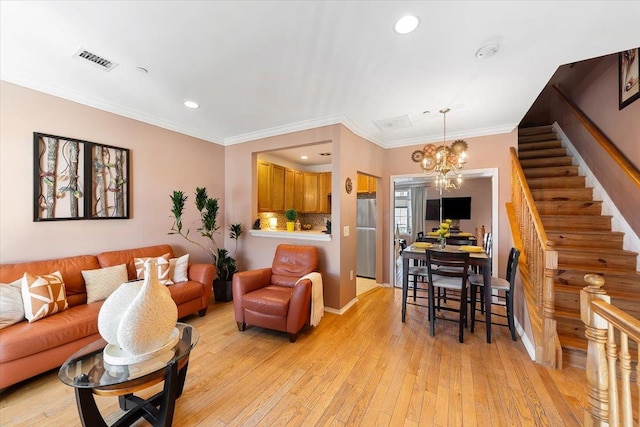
[{"left": 0, "top": 287, "right": 587, "bottom": 426}]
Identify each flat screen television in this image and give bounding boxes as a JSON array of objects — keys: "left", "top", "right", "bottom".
[{"left": 425, "top": 197, "right": 472, "bottom": 220}]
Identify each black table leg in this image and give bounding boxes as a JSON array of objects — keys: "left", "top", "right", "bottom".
[
  {"left": 74, "top": 358, "right": 188, "bottom": 427},
  {"left": 484, "top": 263, "right": 492, "bottom": 343},
  {"left": 402, "top": 256, "right": 409, "bottom": 322},
  {"left": 75, "top": 387, "right": 108, "bottom": 427}
]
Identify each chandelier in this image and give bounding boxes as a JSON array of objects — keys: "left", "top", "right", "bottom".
[{"left": 411, "top": 108, "right": 468, "bottom": 191}]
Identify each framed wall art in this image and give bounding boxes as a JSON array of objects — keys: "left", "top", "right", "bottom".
[
  {"left": 33, "top": 133, "right": 130, "bottom": 221},
  {"left": 619, "top": 48, "right": 639, "bottom": 110},
  {"left": 33, "top": 133, "right": 87, "bottom": 221},
  {"left": 88, "top": 143, "right": 130, "bottom": 219}
]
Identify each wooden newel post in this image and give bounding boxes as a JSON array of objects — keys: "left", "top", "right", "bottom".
[{"left": 580, "top": 273, "right": 611, "bottom": 427}]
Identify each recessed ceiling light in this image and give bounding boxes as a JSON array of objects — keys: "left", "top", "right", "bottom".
[
  {"left": 184, "top": 101, "right": 199, "bottom": 109},
  {"left": 300, "top": 155, "right": 309, "bottom": 160},
  {"left": 136, "top": 67, "right": 148, "bottom": 74},
  {"left": 394, "top": 15, "right": 419, "bottom": 34}
]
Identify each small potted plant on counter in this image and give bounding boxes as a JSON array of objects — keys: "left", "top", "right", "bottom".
[{"left": 285, "top": 208, "right": 297, "bottom": 232}]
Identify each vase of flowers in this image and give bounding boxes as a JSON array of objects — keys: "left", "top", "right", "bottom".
[{"left": 436, "top": 219, "right": 452, "bottom": 249}]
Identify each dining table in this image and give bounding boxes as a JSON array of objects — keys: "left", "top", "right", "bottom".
[{"left": 401, "top": 244, "right": 493, "bottom": 343}]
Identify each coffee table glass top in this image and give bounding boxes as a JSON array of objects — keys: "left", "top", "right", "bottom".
[{"left": 58, "top": 322, "right": 198, "bottom": 389}]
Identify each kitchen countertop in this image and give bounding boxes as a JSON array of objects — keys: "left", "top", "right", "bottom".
[{"left": 249, "top": 229, "right": 332, "bottom": 241}]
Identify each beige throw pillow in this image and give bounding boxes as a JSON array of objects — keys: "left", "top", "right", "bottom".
[
  {"left": 0, "top": 279, "right": 25, "bottom": 329},
  {"left": 82, "top": 264, "right": 128, "bottom": 304},
  {"left": 21, "top": 271, "right": 68, "bottom": 323},
  {"left": 169, "top": 254, "right": 189, "bottom": 283},
  {"left": 134, "top": 253, "right": 173, "bottom": 285}
]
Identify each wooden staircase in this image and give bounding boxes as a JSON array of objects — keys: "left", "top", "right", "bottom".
[{"left": 517, "top": 125, "right": 640, "bottom": 368}]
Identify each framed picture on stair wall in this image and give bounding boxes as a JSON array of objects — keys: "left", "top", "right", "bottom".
[{"left": 619, "top": 48, "right": 639, "bottom": 110}]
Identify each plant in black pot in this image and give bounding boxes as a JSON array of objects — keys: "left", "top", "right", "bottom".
[{"left": 212, "top": 223, "right": 243, "bottom": 302}]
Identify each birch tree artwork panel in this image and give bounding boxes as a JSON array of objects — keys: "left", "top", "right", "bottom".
[
  {"left": 33, "top": 133, "right": 86, "bottom": 221},
  {"left": 89, "top": 144, "right": 130, "bottom": 219}
]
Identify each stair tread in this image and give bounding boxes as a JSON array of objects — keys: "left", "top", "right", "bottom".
[
  {"left": 542, "top": 214, "right": 612, "bottom": 219},
  {"left": 555, "top": 245, "right": 636, "bottom": 254},
  {"left": 518, "top": 125, "right": 554, "bottom": 136},
  {"left": 556, "top": 284, "right": 640, "bottom": 300},
  {"left": 556, "top": 263, "right": 640, "bottom": 275},
  {"left": 559, "top": 335, "right": 588, "bottom": 351}
]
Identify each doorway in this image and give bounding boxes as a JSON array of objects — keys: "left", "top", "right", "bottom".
[{"left": 389, "top": 168, "right": 499, "bottom": 287}]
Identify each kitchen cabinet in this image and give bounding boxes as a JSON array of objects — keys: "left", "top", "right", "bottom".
[
  {"left": 257, "top": 161, "right": 271, "bottom": 212},
  {"left": 271, "top": 164, "right": 285, "bottom": 212},
  {"left": 302, "top": 173, "right": 319, "bottom": 213},
  {"left": 293, "top": 170, "right": 304, "bottom": 212},
  {"left": 318, "top": 172, "right": 332, "bottom": 213},
  {"left": 357, "top": 173, "right": 377, "bottom": 194},
  {"left": 257, "top": 161, "right": 285, "bottom": 212},
  {"left": 258, "top": 160, "right": 330, "bottom": 213}
]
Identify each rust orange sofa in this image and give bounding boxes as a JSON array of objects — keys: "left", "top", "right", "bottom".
[{"left": 0, "top": 244, "right": 214, "bottom": 389}]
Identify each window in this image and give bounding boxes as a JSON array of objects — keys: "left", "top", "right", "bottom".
[
  {"left": 395, "top": 207, "right": 409, "bottom": 234},
  {"left": 394, "top": 189, "right": 411, "bottom": 234}
]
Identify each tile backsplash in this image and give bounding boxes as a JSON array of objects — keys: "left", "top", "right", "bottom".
[{"left": 256, "top": 212, "right": 331, "bottom": 231}]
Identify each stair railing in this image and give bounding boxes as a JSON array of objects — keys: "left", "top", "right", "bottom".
[
  {"left": 581, "top": 274, "right": 639, "bottom": 426},
  {"left": 552, "top": 84, "right": 640, "bottom": 188},
  {"left": 510, "top": 147, "right": 561, "bottom": 368}
]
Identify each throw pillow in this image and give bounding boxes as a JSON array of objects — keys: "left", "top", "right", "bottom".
[
  {"left": 134, "top": 253, "right": 173, "bottom": 285},
  {"left": 21, "top": 271, "right": 69, "bottom": 323},
  {"left": 0, "top": 279, "right": 25, "bottom": 329},
  {"left": 169, "top": 254, "right": 189, "bottom": 283},
  {"left": 82, "top": 264, "right": 128, "bottom": 304}
]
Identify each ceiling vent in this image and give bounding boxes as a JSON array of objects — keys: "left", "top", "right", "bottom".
[
  {"left": 374, "top": 114, "right": 413, "bottom": 132},
  {"left": 73, "top": 47, "right": 119, "bottom": 71}
]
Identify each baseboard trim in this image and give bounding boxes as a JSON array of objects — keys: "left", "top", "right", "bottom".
[
  {"left": 515, "top": 317, "right": 535, "bottom": 361},
  {"left": 324, "top": 297, "right": 358, "bottom": 315}
]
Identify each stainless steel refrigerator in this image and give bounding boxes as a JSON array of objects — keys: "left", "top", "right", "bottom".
[{"left": 356, "top": 198, "right": 376, "bottom": 278}]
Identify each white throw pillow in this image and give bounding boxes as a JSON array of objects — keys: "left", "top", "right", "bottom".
[
  {"left": 169, "top": 254, "right": 189, "bottom": 283},
  {"left": 82, "top": 264, "right": 128, "bottom": 304},
  {"left": 0, "top": 279, "right": 25, "bottom": 329},
  {"left": 134, "top": 253, "right": 173, "bottom": 285}
]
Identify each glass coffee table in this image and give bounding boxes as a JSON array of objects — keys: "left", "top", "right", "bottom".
[{"left": 59, "top": 322, "right": 198, "bottom": 427}]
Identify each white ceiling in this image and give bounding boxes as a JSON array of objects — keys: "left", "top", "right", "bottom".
[{"left": 1, "top": 1, "right": 639, "bottom": 149}]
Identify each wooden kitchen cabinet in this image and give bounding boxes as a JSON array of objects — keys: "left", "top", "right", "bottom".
[
  {"left": 258, "top": 160, "right": 330, "bottom": 213},
  {"left": 302, "top": 172, "right": 319, "bottom": 213},
  {"left": 318, "top": 172, "right": 332, "bottom": 213},
  {"left": 357, "top": 173, "right": 377, "bottom": 194},
  {"left": 257, "top": 161, "right": 285, "bottom": 212},
  {"left": 293, "top": 170, "right": 304, "bottom": 212},
  {"left": 257, "top": 161, "right": 271, "bottom": 212},
  {"left": 271, "top": 164, "right": 285, "bottom": 212}
]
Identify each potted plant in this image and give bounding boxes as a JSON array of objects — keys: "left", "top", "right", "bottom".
[
  {"left": 169, "top": 188, "right": 243, "bottom": 302},
  {"left": 285, "top": 208, "right": 297, "bottom": 231},
  {"left": 212, "top": 223, "right": 243, "bottom": 302}
]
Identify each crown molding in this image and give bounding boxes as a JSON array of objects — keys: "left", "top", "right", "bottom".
[
  {"left": 2, "top": 72, "right": 517, "bottom": 150},
  {"left": 384, "top": 123, "right": 518, "bottom": 149},
  {"left": 0, "top": 72, "right": 226, "bottom": 145}
]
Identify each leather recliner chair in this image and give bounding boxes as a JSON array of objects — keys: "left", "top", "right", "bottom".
[{"left": 232, "top": 244, "right": 319, "bottom": 342}]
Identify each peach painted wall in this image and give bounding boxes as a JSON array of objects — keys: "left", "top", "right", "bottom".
[
  {"left": 551, "top": 54, "right": 640, "bottom": 235},
  {"left": 337, "top": 126, "right": 386, "bottom": 307},
  {"left": 0, "top": 81, "right": 225, "bottom": 264}
]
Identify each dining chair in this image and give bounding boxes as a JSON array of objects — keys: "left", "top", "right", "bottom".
[
  {"left": 426, "top": 249, "right": 470, "bottom": 343},
  {"left": 469, "top": 247, "right": 521, "bottom": 341}
]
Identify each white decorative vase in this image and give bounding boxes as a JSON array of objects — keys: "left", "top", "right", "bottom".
[{"left": 98, "top": 260, "right": 178, "bottom": 364}]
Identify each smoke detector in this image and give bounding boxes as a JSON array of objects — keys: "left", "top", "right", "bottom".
[
  {"left": 475, "top": 43, "right": 500, "bottom": 59},
  {"left": 73, "top": 47, "right": 119, "bottom": 71}
]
